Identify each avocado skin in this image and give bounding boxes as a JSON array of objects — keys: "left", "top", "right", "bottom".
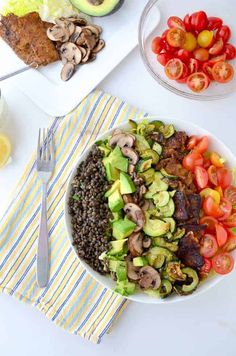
[{"left": 108, "top": 0, "right": 125, "bottom": 16}]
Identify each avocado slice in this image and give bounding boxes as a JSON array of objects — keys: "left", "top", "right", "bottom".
[
  {"left": 108, "top": 259, "right": 125, "bottom": 272},
  {"left": 105, "top": 180, "right": 120, "bottom": 197},
  {"left": 143, "top": 213, "right": 170, "bottom": 237},
  {"left": 108, "top": 189, "right": 124, "bottom": 212},
  {"left": 109, "top": 239, "right": 127, "bottom": 255},
  {"left": 103, "top": 160, "right": 119, "bottom": 181},
  {"left": 70, "top": 0, "right": 124, "bottom": 16},
  {"left": 120, "top": 172, "right": 136, "bottom": 194},
  {"left": 113, "top": 218, "right": 136, "bottom": 239},
  {"left": 104, "top": 146, "right": 128, "bottom": 173}
]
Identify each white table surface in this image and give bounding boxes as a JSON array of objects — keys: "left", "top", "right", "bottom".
[{"left": 1, "top": 48, "right": 236, "bottom": 356}]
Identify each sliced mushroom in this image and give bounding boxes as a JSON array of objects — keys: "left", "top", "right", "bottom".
[
  {"left": 83, "top": 33, "right": 97, "bottom": 50},
  {"left": 113, "top": 128, "right": 123, "bottom": 135},
  {"left": 87, "top": 52, "right": 97, "bottom": 63},
  {"left": 121, "top": 147, "right": 139, "bottom": 165},
  {"left": 109, "top": 133, "right": 135, "bottom": 149},
  {"left": 77, "top": 46, "right": 87, "bottom": 58},
  {"left": 142, "top": 236, "right": 152, "bottom": 249},
  {"left": 67, "top": 16, "right": 88, "bottom": 26},
  {"left": 138, "top": 185, "right": 147, "bottom": 201},
  {"left": 123, "top": 194, "right": 134, "bottom": 204},
  {"left": 47, "top": 25, "right": 66, "bottom": 41},
  {"left": 124, "top": 203, "right": 145, "bottom": 232},
  {"left": 60, "top": 42, "right": 82, "bottom": 65},
  {"left": 128, "top": 232, "right": 143, "bottom": 257},
  {"left": 83, "top": 25, "right": 101, "bottom": 37},
  {"left": 126, "top": 257, "right": 140, "bottom": 281},
  {"left": 128, "top": 164, "right": 136, "bottom": 176},
  {"left": 81, "top": 48, "right": 91, "bottom": 63},
  {"left": 93, "top": 39, "right": 105, "bottom": 53},
  {"left": 70, "top": 26, "right": 82, "bottom": 43},
  {"left": 139, "top": 266, "right": 161, "bottom": 290},
  {"left": 60, "top": 62, "right": 75, "bottom": 81},
  {"left": 141, "top": 200, "right": 151, "bottom": 212}
]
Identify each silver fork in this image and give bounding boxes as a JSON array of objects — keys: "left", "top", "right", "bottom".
[{"left": 36, "top": 128, "right": 55, "bottom": 288}]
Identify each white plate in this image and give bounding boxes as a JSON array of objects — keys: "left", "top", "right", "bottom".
[
  {"left": 0, "top": 0, "right": 149, "bottom": 116},
  {"left": 64, "top": 116, "right": 236, "bottom": 304}
]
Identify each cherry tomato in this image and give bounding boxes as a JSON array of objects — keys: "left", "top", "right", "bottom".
[
  {"left": 200, "top": 234, "right": 218, "bottom": 258},
  {"left": 197, "top": 30, "right": 214, "bottom": 48},
  {"left": 152, "top": 36, "right": 164, "bottom": 54},
  {"left": 183, "top": 14, "right": 192, "bottom": 32},
  {"left": 163, "top": 41, "right": 177, "bottom": 53},
  {"left": 201, "top": 257, "right": 212, "bottom": 276},
  {"left": 157, "top": 53, "right": 173, "bottom": 66},
  {"left": 195, "top": 136, "right": 209, "bottom": 154},
  {"left": 212, "top": 253, "right": 234, "bottom": 275},
  {"left": 207, "top": 165, "right": 218, "bottom": 185},
  {"left": 208, "top": 54, "right": 226, "bottom": 65},
  {"left": 203, "top": 196, "right": 223, "bottom": 218},
  {"left": 187, "top": 72, "right": 210, "bottom": 92},
  {"left": 209, "top": 38, "right": 224, "bottom": 56},
  {"left": 215, "top": 224, "right": 228, "bottom": 247},
  {"left": 166, "top": 28, "right": 186, "bottom": 48},
  {"left": 217, "top": 167, "right": 232, "bottom": 189},
  {"left": 208, "top": 17, "right": 223, "bottom": 31},
  {"left": 215, "top": 185, "right": 224, "bottom": 199},
  {"left": 176, "top": 49, "right": 191, "bottom": 64},
  {"left": 225, "top": 43, "right": 236, "bottom": 60},
  {"left": 202, "top": 62, "right": 214, "bottom": 81},
  {"left": 189, "top": 58, "right": 201, "bottom": 73},
  {"left": 187, "top": 135, "right": 199, "bottom": 150},
  {"left": 218, "top": 198, "right": 232, "bottom": 221},
  {"left": 204, "top": 158, "right": 212, "bottom": 170},
  {"left": 200, "top": 188, "right": 221, "bottom": 204},
  {"left": 212, "top": 61, "right": 234, "bottom": 83},
  {"left": 223, "top": 235, "right": 236, "bottom": 252},
  {"left": 216, "top": 25, "right": 231, "bottom": 43},
  {"left": 200, "top": 216, "right": 218, "bottom": 233},
  {"left": 224, "top": 213, "right": 236, "bottom": 227},
  {"left": 190, "top": 11, "right": 208, "bottom": 32},
  {"left": 210, "top": 152, "right": 224, "bottom": 168},
  {"left": 183, "top": 151, "right": 204, "bottom": 171},
  {"left": 224, "top": 186, "right": 236, "bottom": 206},
  {"left": 176, "top": 63, "right": 189, "bottom": 83},
  {"left": 165, "top": 58, "right": 184, "bottom": 79},
  {"left": 167, "top": 16, "right": 185, "bottom": 30},
  {"left": 183, "top": 32, "right": 197, "bottom": 52},
  {"left": 195, "top": 166, "right": 208, "bottom": 189},
  {"left": 193, "top": 48, "right": 209, "bottom": 62}
]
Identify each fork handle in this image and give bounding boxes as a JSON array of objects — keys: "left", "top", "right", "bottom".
[{"left": 37, "top": 183, "right": 49, "bottom": 288}]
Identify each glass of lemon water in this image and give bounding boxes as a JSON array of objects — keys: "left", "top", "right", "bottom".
[{"left": 0, "top": 90, "right": 11, "bottom": 167}]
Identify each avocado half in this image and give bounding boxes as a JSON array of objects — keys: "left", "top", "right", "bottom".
[{"left": 70, "top": 0, "right": 125, "bottom": 17}]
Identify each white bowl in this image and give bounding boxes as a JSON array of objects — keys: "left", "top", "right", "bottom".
[{"left": 64, "top": 116, "right": 236, "bottom": 303}]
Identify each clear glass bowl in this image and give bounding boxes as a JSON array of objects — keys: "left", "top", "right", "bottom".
[{"left": 138, "top": 0, "right": 236, "bottom": 100}]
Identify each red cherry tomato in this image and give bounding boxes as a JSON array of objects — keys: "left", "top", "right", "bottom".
[
  {"left": 203, "top": 196, "right": 223, "bottom": 218},
  {"left": 203, "top": 158, "right": 212, "bottom": 170},
  {"left": 202, "top": 62, "right": 214, "bottom": 81},
  {"left": 176, "top": 63, "right": 189, "bottom": 83},
  {"left": 190, "top": 11, "right": 208, "bottom": 32},
  {"left": 195, "top": 136, "right": 209, "bottom": 154},
  {"left": 200, "top": 257, "right": 212, "bottom": 276},
  {"left": 200, "top": 216, "right": 218, "bottom": 233},
  {"left": 216, "top": 25, "right": 231, "bottom": 43},
  {"left": 223, "top": 235, "right": 236, "bottom": 252},
  {"left": 217, "top": 167, "right": 232, "bottom": 189},
  {"left": 161, "top": 29, "right": 169, "bottom": 40},
  {"left": 183, "top": 14, "right": 192, "bottom": 32},
  {"left": 151, "top": 36, "right": 164, "bottom": 54},
  {"left": 200, "top": 234, "right": 218, "bottom": 258},
  {"left": 224, "top": 186, "right": 236, "bottom": 206},
  {"left": 212, "top": 253, "right": 234, "bottom": 275},
  {"left": 183, "top": 151, "right": 204, "bottom": 171},
  {"left": 157, "top": 53, "right": 173, "bottom": 66},
  {"left": 208, "top": 17, "right": 223, "bottom": 30},
  {"left": 167, "top": 16, "right": 185, "bottom": 31},
  {"left": 213, "top": 61, "right": 234, "bottom": 83},
  {"left": 215, "top": 185, "right": 224, "bottom": 199},
  {"left": 187, "top": 135, "right": 199, "bottom": 150},
  {"left": 195, "top": 166, "right": 208, "bottom": 189},
  {"left": 215, "top": 224, "right": 228, "bottom": 247},
  {"left": 176, "top": 49, "right": 191, "bottom": 64},
  {"left": 225, "top": 43, "right": 236, "bottom": 60},
  {"left": 165, "top": 58, "right": 184, "bottom": 79},
  {"left": 207, "top": 165, "right": 218, "bottom": 186},
  {"left": 209, "top": 38, "right": 224, "bottom": 56},
  {"left": 193, "top": 48, "right": 209, "bottom": 62},
  {"left": 187, "top": 72, "right": 210, "bottom": 93},
  {"left": 166, "top": 28, "right": 186, "bottom": 48},
  {"left": 218, "top": 198, "right": 232, "bottom": 221},
  {"left": 208, "top": 54, "right": 226, "bottom": 65},
  {"left": 189, "top": 58, "right": 201, "bottom": 73},
  {"left": 163, "top": 41, "right": 177, "bottom": 53},
  {"left": 224, "top": 213, "right": 236, "bottom": 228}
]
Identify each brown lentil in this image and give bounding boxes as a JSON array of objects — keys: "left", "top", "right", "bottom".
[{"left": 68, "top": 145, "right": 111, "bottom": 274}]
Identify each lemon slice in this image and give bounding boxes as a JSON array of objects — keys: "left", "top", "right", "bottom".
[{"left": 0, "top": 134, "right": 11, "bottom": 167}]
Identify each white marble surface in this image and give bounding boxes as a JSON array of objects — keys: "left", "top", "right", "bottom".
[{"left": 1, "top": 48, "right": 236, "bottom": 356}]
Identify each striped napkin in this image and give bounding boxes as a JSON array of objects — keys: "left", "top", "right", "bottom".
[{"left": 0, "top": 90, "right": 148, "bottom": 343}]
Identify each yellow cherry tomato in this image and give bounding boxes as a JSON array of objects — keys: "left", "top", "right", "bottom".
[
  {"left": 215, "top": 186, "right": 224, "bottom": 199},
  {"left": 197, "top": 30, "right": 214, "bottom": 48},
  {"left": 183, "top": 32, "right": 197, "bottom": 52},
  {"left": 200, "top": 188, "right": 221, "bottom": 205},
  {"left": 210, "top": 152, "right": 225, "bottom": 168}
]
